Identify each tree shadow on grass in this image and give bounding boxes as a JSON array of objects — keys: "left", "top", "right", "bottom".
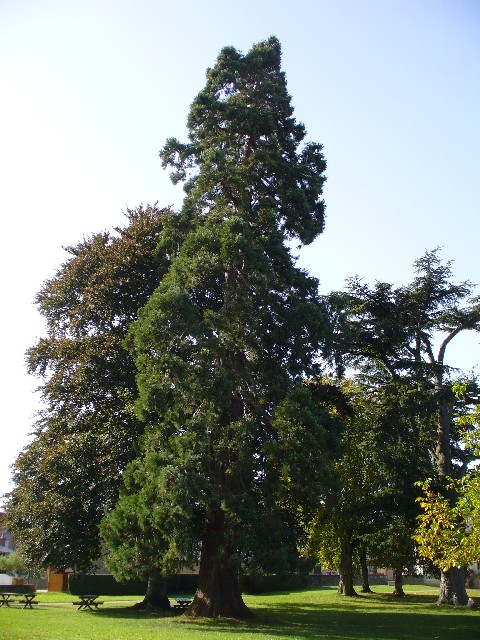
[
  {"left": 94, "top": 606, "right": 183, "bottom": 621},
  {"left": 94, "top": 594, "right": 480, "bottom": 640},
  {"left": 176, "top": 609, "right": 479, "bottom": 640}
]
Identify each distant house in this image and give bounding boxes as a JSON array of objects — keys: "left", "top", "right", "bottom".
[{"left": 0, "top": 512, "right": 14, "bottom": 555}]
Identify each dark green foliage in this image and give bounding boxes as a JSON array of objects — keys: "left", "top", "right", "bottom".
[
  {"left": 325, "top": 249, "right": 480, "bottom": 604},
  {"left": 7, "top": 206, "right": 172, "bottom": 572},
  {"left": 241, "top": 572, "right": 310, "bottom": 594},
  {"left": 328, "top": 249, "right": 480, "bottom": 387},
  {"left": 68, "top": 573, "right": 148, "bottom": 597},
  {"left": 160, "top": 37, "right": 326, "bottom": 245},
  {"left": 104, "top": 37, "right": 337, "bottom": 618},
  {"left": 0, "top": 584, "right": 36, "bottom": 594},
  {"left": 68, "top": 572, "right": 198, "bottom": 597}
]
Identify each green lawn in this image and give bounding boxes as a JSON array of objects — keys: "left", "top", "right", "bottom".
[{"left": 1, "top": 586, "right": 479, "bottom": 640}]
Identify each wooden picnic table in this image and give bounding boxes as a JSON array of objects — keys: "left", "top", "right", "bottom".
[
  {"left": 0, "top": 592, "right": 16, "bottom": 608},
  {"left": 0, "top": 592, "right": 39, "bottom": 608},
  {"left": 18, "top": 593, "right": 39, "bottom": 609},
  {"left": 173, "top": 597, "right": 192, "bottom": 609},
  {"left": 72, "top": 594, "right": 104, "bottom": 611}
]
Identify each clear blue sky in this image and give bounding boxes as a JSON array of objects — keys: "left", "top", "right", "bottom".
[{"left": 1, "top": 0, "right": 479, "bottom": 496}]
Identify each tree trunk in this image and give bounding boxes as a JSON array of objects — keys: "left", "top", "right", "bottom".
[
  {"left": 392, "top": 568, "right": 405, "bottom": 597},
  {"left": 135, "top": 574, "right": 171, "bottom": 611},
  {"left": 436, "top": 397, "right": 453, "bottom": 483},
  {"left": 435, "top": 390, "right": 469, "bottom": 606},
  {"left": 187, "top": 509, "right": 252, "bottom": 618},
  {"left": 438, "top": 567, "right": 468, "bottom": 606},
  {"left": 337, "top": 534, "right": 357, "bottom": 596},
  {"left": 359, "top": 546, "right": 373, "bottom": 593}
]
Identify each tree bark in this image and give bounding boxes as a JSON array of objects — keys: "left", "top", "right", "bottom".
[
  {"left": 337, "top": 534, "right": 357, "bottom": 596},
  {"left": 135, "top": 574, "right": 171, "bottom": 611},
  {"left": 438, "top": 567, "right": 468, "bottom": 606},
  {"left": 359, "top": 546, "right": 373, "bottom": 593},
  {"left": 436, "top": 397, "right": 453, "bottom": 483},
  {"left": 434, "top": 386, "right": 469, "bottom": 605},
  {"left": 431, "top": 361, "right": 468, "bottom": 606},
  {"left": 392, "top": 568, "right": 405, "bottom": 597},
  {"left": 187, "top": 508, "right": 252, "bottom": 618}
]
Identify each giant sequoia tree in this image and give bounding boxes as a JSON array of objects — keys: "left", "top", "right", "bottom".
[{"left": 105, "top": 37, "right": 337, "bottom": 618}]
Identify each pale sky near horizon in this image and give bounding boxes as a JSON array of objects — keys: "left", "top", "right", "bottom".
[{"left": 0, "top": 0, "right": 479, "bottom": 497}]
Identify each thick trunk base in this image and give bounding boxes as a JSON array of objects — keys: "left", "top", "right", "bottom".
[
  {"left": 338, "top": 535, "right": 357, "bottom": 597},
  {"left": 393, "top": 569, "right": 405, "bottom": 598},
  {"left": 188, "top": 584, "right": 253, "bottom": 618},
  {"left": 187, "top": 520, "right": 253, "bottom": 618},
  {"left": 134, "top": 575, "right": 171, "bottom": 611},
  {"left": 438, "top": 567, "right": 468, "bottom": 606},
  {"left": 338, "top": 578, "right": 358, "bottom": 597},
  {"left": 360, "top": 547, "right": 373, "bottom": 593}
]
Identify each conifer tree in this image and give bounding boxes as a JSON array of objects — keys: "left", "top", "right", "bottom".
[{"left": 111, "top": 37, "right": 337, "bottom": 618}]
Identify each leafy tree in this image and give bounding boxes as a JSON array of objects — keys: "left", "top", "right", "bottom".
[
  {"left": 100, "top": 454, "right": 176, "bottom": 610},
  {"left": 327, "top": 249, "right": 480, "bottom": 605},
  {"left": 308, "top": 379, "right": 431, "bottom": 597},
  {"left": 415, "top": 382, "right": 480, "bottom": 581},
  {"left": 108, "top": 36, "right": 337, "bottom": 618},
  {"left": 0, "top": 552, "right": 41, "bottom": 577},
  {"left": 6, "top": 206, "right": 171, "bottom": 577},
  {"left": 307, "top": 380, "right": 379, "bottom": 597}
]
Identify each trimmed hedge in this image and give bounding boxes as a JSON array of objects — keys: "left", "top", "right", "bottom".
[
  {"left": 68, "top": 572, "right": 308, "bottom": 596},
  {"left": 165, "top": 574, "right": 198, "bottom": 594},
  {"left": 68, "top": 574, "right": 147, "bottom": 596},
  {"left": 0, "top": 584, "right": 36, "bottom": 593},
  {"left": 242, "top": 573, "right": 310, "bottom": 594},
  {"left": 68, "top": 573, "right": 199, "bottom": 596}
]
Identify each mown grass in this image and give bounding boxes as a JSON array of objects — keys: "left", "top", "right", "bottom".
[{"left": 1, "top": 586, "right": 479, "bottom": 640}]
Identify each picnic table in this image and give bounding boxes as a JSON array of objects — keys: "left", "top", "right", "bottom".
[
  {"left": 173, "top": 597, "right": 192, "bottom": 609},
  {"left": 18, "top": 593, "right": 39, "bottom": 609},
  {"left": 0, "top": 592, "right": 39, "bottom": 608},
  {"left": 0, "top": 592, "right": 16, "bottom": 608},
  {"left": 73, "top": 594, "right": 104, "bottom": 611}
]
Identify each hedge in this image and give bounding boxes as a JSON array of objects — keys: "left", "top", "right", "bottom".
[
  {"left": 68, "top": 573, "right": 199, "bottom": 596},
  {"left": 0, "top": 584, "right": 36, "bottom": 593},
  {"left": 68, "top": 574, "right": 147, "bottom": 596},
  {"left": 242, "top": 573, "right": 310, "bottom": 594},
  {"left": 68, "top": 572, "right": 308, "bottom": 596}
]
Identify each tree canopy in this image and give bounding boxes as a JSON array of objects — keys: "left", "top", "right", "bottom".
[
  {"left": 326, "top": 249, "right": 480, "bottom": 604},
  {"left": 415, "top": 382, "right": 480, "bottom": 573},
  {"left": 103, "top": 36, "right": 338, "bottom": 618},
  {"left": 7, "top": 35, "right": 479, "bottom": 616},
  {"left": 6, "top": 205, "right": 171, "bottom": 572}
]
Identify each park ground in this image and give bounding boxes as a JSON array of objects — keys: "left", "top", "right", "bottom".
[{"left": 1, "top": 585, "right": 479, "bottom": 640}]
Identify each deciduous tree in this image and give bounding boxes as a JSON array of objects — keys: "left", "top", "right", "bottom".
[
  {"left": 6, "top": 206, "right": 171, "bottom": 575},
  {"left": 327, "top": 250, "right": 480, "bottom": 605},
  {"left": 308, "top": 379, "right": 431, "bottom": 597},
  {"left": 415, "top": 382, "right": 480, "bottom": 585}
]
